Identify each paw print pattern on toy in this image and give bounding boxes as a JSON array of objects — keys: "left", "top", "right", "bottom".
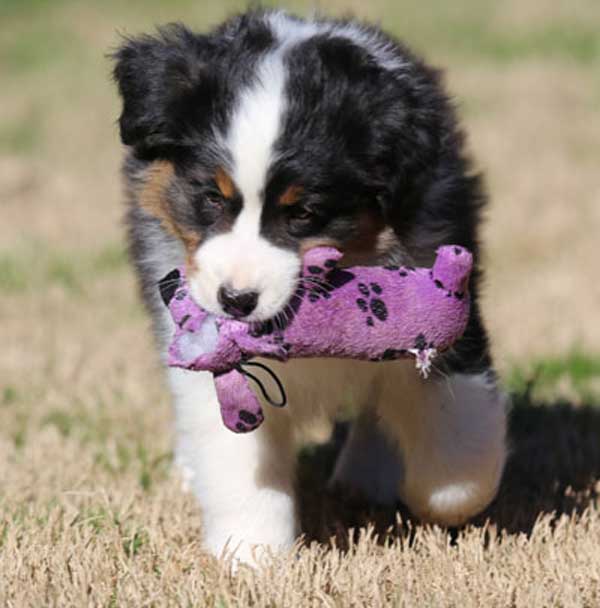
[
  {"left": 305, "top": 260, "right": 356, "bottom": 303},
  {"left": 355, "top": 281, "right": 388, "bottom": 327},
  {"left": 235, "top": 408, "right": 261, "bottom": 432}
]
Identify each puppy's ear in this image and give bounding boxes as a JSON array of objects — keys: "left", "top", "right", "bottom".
[{"left": 112, "top": 24, "right": 213, "bottom": 150}]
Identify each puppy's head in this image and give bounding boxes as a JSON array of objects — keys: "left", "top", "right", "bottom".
[{"left": 113, "top": 12, "right": 450, "bottom": 322}]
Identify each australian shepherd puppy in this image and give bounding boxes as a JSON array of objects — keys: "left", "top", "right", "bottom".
[{"left": 113, "top": 9, "right": 507, "bottom": 564}]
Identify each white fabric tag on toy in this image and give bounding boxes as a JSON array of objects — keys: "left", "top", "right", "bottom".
[{"left": 409, "top": 347, "right": 438, "bottom": 379}]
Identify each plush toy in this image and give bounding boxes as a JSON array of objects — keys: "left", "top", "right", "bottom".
[{"left": 159, "top": 245, "right": 472, "bottom": 433}]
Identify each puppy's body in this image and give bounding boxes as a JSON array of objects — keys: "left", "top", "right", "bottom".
[{"left": 114, "top": 10, "right": 507, "bottom": 563}]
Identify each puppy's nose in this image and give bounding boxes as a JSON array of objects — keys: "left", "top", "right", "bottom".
[{"left": 217, "top": 285, "right": 259, "bottom": 318}]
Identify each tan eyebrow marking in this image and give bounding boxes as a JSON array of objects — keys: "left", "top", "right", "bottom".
[
  {"left": 215, "top": 167, "right": 235, "bottom": 200},
  {"left": 279, "top": 185, "right": 304, "bottom": 206}
]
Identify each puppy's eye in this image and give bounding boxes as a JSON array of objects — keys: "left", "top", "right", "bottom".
[
  {"left": 290, "top": 207, "right": 313, "bottom": 221},
  {"left": 204, "top": 190, "right": 224, "bottom": 208},
  {"left": 194, "top": 189, "right": 225, "bottom": 226},
  {"left": 288, "top": 207, "right": 316, "bottom": 236}
]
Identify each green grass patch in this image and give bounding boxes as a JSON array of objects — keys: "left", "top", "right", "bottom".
[
  {"left": 507, "top": 351, "right": 600, "bottom": 403},
  {"left": 3, "top": 0, "right": 598, "bottom": 79},
  {"left": 1, "top": 387, "right": 19, "bottom": 407},
  {"left": 0, "top": 256, "right": 29, "bottom": 292},
  {"left": 10, "top": 412, "right": 29, "bottom": 451},
  {"left": 69, "top": 505, "right": 113, "bottom": 534},
  {"left": 1, "top": 25, "right": 83, "bottom": 76},
  {"left": 122, "top": 528, "right": 149, "bottom": 558},
  {"left": 46, "top": 256, "right": 83, "bottom": 294},
  {"left": 535, "top": 352, "right": 600, "bottom": 386},
  {"left": 92, "top": 244, "right": 129, "bottom": 273},
  {"left": 40, "top": 404, "right": 172, "bottom": 489},
  {"left": 41, "top": 402, "right": 115, "bottom": 445},
  {"left": 42, "top": 409, "right": 84, "bottom": 439},
  {"left": 0, "top": 108, "right": 43, "bottom": 155},
  {"left": 0, "top": 242, "right": 128, "bottom": 295},
  {"left": 430, "top": 22, "right": 600, "bottom": 64},
  {"left": 13, "top": 250, "right": 84, "bottom": 293},
  {"left": 0, "top": 0, "right": 70, "bottom": 18}
]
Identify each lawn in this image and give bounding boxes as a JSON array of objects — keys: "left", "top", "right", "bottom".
[{"left": 1, "top": 0, "right": 599, "bottom": 605}]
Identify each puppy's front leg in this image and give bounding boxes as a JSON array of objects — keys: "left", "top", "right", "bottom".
[{"left": 168, "top": 367, "right": 298, "bottom": 565}]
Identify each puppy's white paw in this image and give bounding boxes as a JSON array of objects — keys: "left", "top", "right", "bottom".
[
  {"left": 177, "top": 463, "right": 195, "bottom": 493},
  {"left": 202, "top": 502, "right": 298, "bottom": 568}
]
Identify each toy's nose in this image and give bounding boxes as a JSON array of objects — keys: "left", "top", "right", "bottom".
[{"left": 218, "top": 285, "right": 259, "bottom": 318}]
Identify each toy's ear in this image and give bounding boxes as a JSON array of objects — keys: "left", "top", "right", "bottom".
[
  {"left": 112, "top": 24, "right": 215, "bottom": 151},
  {"left": 158, "top": 268, "right": 182, "bottom": 306},
  {"left": 302, "top": 246, "right": 343, "bottom": 273}
]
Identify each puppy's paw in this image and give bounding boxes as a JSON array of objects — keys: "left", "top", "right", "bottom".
[{"left": 203, "top": 517, "right": 297, "bottom": 569}]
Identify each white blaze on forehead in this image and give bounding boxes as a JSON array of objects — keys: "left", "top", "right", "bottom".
[
  {"left": 225, "top": 18, "right": 327, "bottom": 229},
  {"left": 191, "top": 44, "right": 302, "bottom": 321},
  {"left": 226, "top": 50, "right": 288, "bottom": 235}
]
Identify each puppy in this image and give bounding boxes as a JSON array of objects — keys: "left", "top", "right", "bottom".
[{"left": 113, "top": 9, "right": 507, "bottom": 564}]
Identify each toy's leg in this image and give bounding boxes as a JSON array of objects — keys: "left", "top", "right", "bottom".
[
  {"left": 168, "top": 366, "right": 298, "bottom": 565},
  {"left": 376, "top": 367, "right": 507, "bottom": 525},
  {"left": 328, "top": 406, "right": 403, "bottom": 505}
]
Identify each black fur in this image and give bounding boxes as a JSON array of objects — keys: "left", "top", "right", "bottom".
[{"left": 113, "top": 9, "right": 492, "bottom": 373}]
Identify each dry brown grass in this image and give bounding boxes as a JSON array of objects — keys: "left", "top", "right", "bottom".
[{"left": 1, "top": 0, "right": 600, "bottom": 605}]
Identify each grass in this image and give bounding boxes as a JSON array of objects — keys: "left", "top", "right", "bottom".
[
  {"left": 1, "top": 370, "right": 600, "bottom": 605},
  {"left": 2, "top": 26, "right": 81, "bottom": 75},
  {"left": 507, "top": 351, "right": 600, "bottom": 405},
  {"left": 1, "top": 0, "right": 599, "bottom": 605},
  {"left": 440, "top": 21, "right": 600, "bottom": 63},
  {"left": 0, "top": 242, "right": 128, "bottom": 294},
  {"left": 0, "top": 107, "right": 42, "bottom": 156}
]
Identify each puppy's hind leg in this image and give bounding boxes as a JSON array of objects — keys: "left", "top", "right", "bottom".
[
  {"left": 328, "top": 406, "right": 403, "bottom": 506},
  {"left": 377, "top": 368, "right": 507, "bottom": 526}
]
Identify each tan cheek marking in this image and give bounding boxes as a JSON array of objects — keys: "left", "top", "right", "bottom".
[
  {"left": 138, "top": 160, "right": 201, "bottom": 265},
  {"left": 341, "top": 210, "right": 387, "bottom": 265},
  {"left": 185, "top": 254, "right": 200, "bottom": 277},
  {"left": 215, "top": 167, "right": 235, "bottom": 200},
  {"left": 299, "top": 211, "right": 387, "bottom": 266},
  {"left": 279, "top": 185, "right": 304, "bottom": 206},
  {"left": 375, "top": 226, "right": 400, "bottom": 256},
  {"left": 183, "top": 234, "right": 201, "bottom": 272}
]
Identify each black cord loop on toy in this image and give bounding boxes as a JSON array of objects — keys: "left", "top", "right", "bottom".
[{"left": 236, "top": 361, "right": 288, "bottom": 408}]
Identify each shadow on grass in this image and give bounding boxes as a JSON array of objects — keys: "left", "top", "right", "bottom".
[{"left": 297, "top": 387, "right": 600, "bottom": 548}]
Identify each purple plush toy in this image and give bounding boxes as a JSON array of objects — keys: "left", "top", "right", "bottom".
[{"left": 160, "top": 245, "right": 472, "bottom": 433}]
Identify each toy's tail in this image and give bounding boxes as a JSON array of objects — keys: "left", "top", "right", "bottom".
[{"left": 214, "top": 368, "right": 264, "bottom": 433}]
